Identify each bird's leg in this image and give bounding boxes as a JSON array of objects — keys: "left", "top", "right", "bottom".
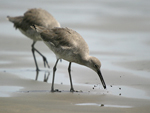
[
  {"left": 51, "top": 59, "right": 60, "bottom": 92},
  {"left": 68, "top": 62, "right": 75, "bottom": 92},
  {"left": 33, "top": 47, "right": 50, "bottom": 68},
  {"left": 31, "top": 41, "right": 50, "bottom": 69},
  {"left": 31, "top": 41, "right": 40, "bottom": 71}
]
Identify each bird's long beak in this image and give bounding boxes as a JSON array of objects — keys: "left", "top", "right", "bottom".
[{"left": 97, "top": 70, "right": 106, "bottom": 89}]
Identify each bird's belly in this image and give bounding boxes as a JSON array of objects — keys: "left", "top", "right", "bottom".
[{"left": 19, "top": 29, "right": 42, "bottom": 41}]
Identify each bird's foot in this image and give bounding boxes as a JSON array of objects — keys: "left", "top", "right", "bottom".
[
  {"left": 70, "top": 88, "right": 75, "bottom": 92},
  {"left": 70, "top": 88, "right": 83, "bottom": 93},
  {"left": 70, "top": 88, "right": 78, "bottom": 92},
  {"left": 51, "top": 89, "right": 61, "bottom": 92},
  {"left": 43, "top": 56, "right": 50, "bottom": 68}
]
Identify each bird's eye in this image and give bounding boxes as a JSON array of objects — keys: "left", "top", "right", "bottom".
[{"left": 94, "top": 64, "right": 97, "bottom": 68}]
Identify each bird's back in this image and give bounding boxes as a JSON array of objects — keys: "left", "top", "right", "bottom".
[
  {"left": 32, "top": 25, "right": 89, "bottom": 62},
  {"left": 8, "top": 8, "right": 60, "bottom": 30},
  {"left": 7, "top": 8, "right": 60, "bottom": 40},
  {"left": 23, "top": 8, "right": 60, "bottom": 30}
]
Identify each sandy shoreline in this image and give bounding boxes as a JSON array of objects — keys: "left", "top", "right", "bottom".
[{"left": 1, "top": 69, "right": 150, "bottom": 113}]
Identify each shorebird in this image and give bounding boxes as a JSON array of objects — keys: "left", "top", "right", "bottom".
[
  {"left": 7, "top": 8, "right": 60, "bottom": 71},
  {"left": 31, "top": 25, "right": 106, "bottom": 92}
]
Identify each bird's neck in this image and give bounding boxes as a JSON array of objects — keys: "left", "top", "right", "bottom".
[{"left": 79, "top": 55, "right": 92, "bottom": 68}]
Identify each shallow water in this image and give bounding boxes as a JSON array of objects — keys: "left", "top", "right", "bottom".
[
  {"left": 1, "top": 68, "right": 150, "bottom": 100},
  {"left": 0, "top": 86, "right": 23, "bottom": 97},
  {"left": 107, "top": 85, "right": 150, "bottom": 100},
  {"left": 76, "top": 103, "right": 132, "bottom": 108}
]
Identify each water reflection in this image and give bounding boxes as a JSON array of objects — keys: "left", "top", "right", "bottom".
[
  {"left": 43, "top": 71, "right": 50, "bottom": 82},
  {"left": 35, "top": 70, "right": 50, "bottom": 82},
  {"left": 0, "top": 68, "right": 51, "bottom": 83}
]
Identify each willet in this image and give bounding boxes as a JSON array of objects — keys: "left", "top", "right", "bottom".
[
  {"left": 7, "top": 8, "right": 60, "bottom": 71},
  {"left": 31, "top": 25, "right": 106, "bottom": 92}
]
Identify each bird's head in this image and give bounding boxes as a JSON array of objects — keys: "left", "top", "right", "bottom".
[{"left": 86, "top": 56, "right": 106, "bottom": 89}]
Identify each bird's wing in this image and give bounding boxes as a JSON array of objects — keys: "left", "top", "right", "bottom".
[
  {"left": 31, "top": 25, "right": 89, "bottom": 55},
  {"left": 42, "top": 28, "right": 73, "bottom": 48},
  {"left": 31, "top": 25, "right": 73, "bottom": 48}
]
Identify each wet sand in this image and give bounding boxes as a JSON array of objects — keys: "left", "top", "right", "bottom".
[{"left": 1, "top": 0, "right": 150, "bottom": 113}]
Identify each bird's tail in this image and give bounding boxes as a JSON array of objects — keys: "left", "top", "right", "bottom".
[
  {"left": 7, "top": 16, "right": 15, "bottom": 22},
  {"left": 7, "top": 16, "right": 23, "bottom": 29},
  {"left": 7, "top": 16, "right": 22, "bottom": 23}
]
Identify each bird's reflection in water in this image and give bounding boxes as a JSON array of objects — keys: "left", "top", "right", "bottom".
[
  {"left": 44, "top": 71, "right": 50, "bottom": 82},
  {"left": 35, "top": 70, "right": 50, "bottom": 82}
]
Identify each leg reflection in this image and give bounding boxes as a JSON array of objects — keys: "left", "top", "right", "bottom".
[
  {"left": 35, "top": 70, "right": 39, "bottom": 81},
  {"left": 44, "top": 71, "right": 50, "bottom": 82},
  {"left": 35, "top": 70, "right": 50, "bottom": 83}
]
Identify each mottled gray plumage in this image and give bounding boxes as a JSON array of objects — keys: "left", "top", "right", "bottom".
[
  {"left": 7, "top": 8, "right": 60, "bottom": 71},
  {"left": 31, "top": 25, "right": 106, "bottom": 92}
]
